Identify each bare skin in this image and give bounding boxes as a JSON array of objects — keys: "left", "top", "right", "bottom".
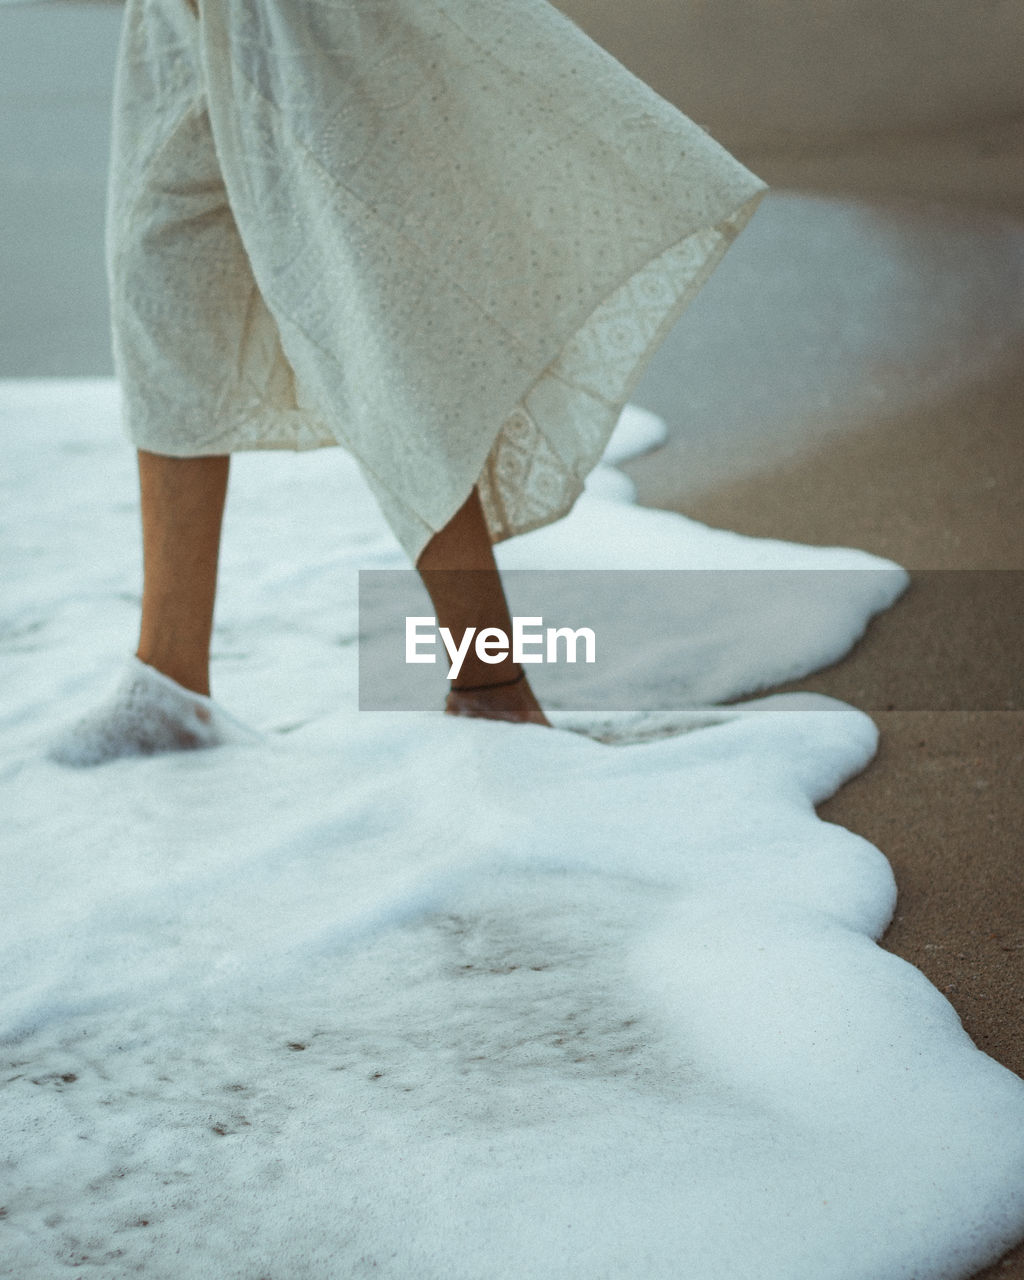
[
  {"left": 416, "top": 487, "right": 549, "bottom": 726},
  {"left": 136, "top": 451, "right": 228, "bottom": 697},
  {"left": 134, "top": 450, "right": 549, "bottom": 726}
]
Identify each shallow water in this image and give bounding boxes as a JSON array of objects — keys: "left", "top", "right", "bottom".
[{"left": 2, "top": 382, "right": 1022, "bottom": 1279}]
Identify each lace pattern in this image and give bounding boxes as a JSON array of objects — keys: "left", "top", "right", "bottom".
[{"left": 108, "top": 0, "right": 767, "bottom": 560}]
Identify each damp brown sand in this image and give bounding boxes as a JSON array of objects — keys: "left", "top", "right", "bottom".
[
  {"left": 626, "top": 329, "right": 1024, "bottom": 1280},
  {"left": 569, "top": 10, "right": 1024, "bottom": 1266}
]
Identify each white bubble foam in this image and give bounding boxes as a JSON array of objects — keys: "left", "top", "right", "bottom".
[{"left": 1, "top": 379, "right": 1021, "bottom": 1279}]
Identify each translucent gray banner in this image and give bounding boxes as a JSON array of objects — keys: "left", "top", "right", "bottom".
[{"left": 358, "top": 570, "right": 1022, "bottom": 712}]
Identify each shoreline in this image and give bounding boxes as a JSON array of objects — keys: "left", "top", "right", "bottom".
[{"left": 631, "top": 316, "right": 1023, "bottom": 1280}]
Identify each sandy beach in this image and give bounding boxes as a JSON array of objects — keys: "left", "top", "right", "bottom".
[
  {"left": 665, "top": 373, "right": 1023, "bottom": 1280},
  {"left": 1, "top": 2, "right": 1021, "bottom": 1274},
  {"left": 658, "top": 344, "right": 1024, "bottom": 1280},
  {"left": 577, "top": 4, "right": 1024, "bottom": 1272}
]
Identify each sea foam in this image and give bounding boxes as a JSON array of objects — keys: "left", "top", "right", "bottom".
[{"left": 1, "top": 380, "right": 1022, "bottom": 1279}]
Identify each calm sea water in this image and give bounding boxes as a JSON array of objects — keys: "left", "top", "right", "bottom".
[{"left": 0, "top": 5, "right": 121, "bottom": 375}]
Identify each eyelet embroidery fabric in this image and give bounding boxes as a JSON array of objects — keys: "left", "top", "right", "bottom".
[{"left": 107, "top": 0, "right": 767, "bottom": 561}]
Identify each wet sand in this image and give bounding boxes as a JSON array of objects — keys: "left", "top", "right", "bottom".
[
  {"left": 640, "top": 348, "right": 1024, "bottom": 1280},
  {"left": 608, "top": 27, "right": 1024, "bottom": 1267},
  {"left": 560, "top": 7, "right": 1024, "bottom": 1266},
  {"left": 555, "top": 6, "right": 1024, "bottom": 1272}
]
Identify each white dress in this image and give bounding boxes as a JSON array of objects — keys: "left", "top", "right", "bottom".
[{"left": 107, "top": 0, "right": 767, "bottom": 561}]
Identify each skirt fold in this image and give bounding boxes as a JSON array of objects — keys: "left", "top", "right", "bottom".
[{"left": 109, "top": 0, "right": 767, "bottom": 560}]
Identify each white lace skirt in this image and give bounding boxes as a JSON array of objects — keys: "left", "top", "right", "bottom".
[{"left": 107, "top": 0, "right": 767, "bottom": 561}]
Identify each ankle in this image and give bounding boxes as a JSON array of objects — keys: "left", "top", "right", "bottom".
[
  {"left": 450, "top": 666, "right": 525, "bottom": 693},
  {"left": 445, "top": 673, "right": 549, "bottom": 727},
  {"left": 134, "top": 647, "right": 210, "bottom": 697}
]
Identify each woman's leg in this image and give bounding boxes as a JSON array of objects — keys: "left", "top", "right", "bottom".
[
  {"left": 135, "top": 450, "right": 230, "bottom": 696},
  {"left": 46, "top": 449, "right": 238, "bottom": 766},
  {"left": 416, "top": 488, "right": 549, "bottom": 726},
  {"left": 135, "top": 459, "right": 543, "bottom": 723}
]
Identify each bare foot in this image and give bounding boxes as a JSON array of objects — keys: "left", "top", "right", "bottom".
[
  {"left": 444, "top": 673, "right": 550, "bottom": 726},
  {"left": 48, "top": 657, "right": 260, "bottom": 767}
]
